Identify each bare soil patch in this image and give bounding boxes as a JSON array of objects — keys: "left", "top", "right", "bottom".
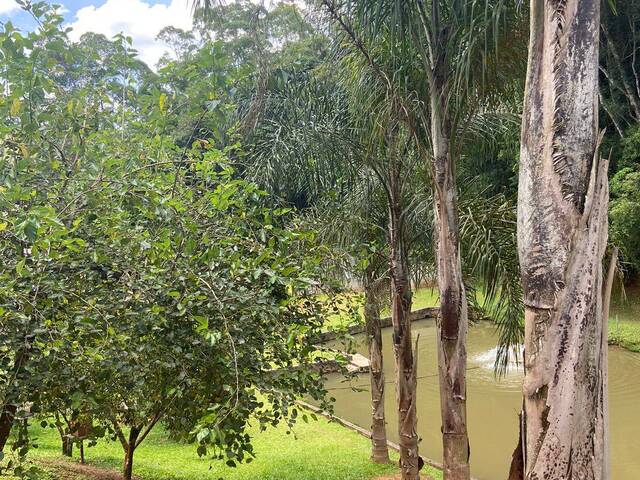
[{"left": 38, "top": 458, "right": 136, "bottom": 480}]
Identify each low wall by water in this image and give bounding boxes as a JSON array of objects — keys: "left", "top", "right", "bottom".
[{"left": 317, "top": 307, "right": 439, "bottom": 343}]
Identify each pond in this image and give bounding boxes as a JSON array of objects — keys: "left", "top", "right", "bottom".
[{"left": 324, "top": 320, "right": 640, "bottom": 480}]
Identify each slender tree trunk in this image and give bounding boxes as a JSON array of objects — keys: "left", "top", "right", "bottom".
[
  {"left": 62, "top": 436, "right": 73, "bottom": 457},
  {"left": 430, "top": 98, "right": 470, "bottom": 480},
  {"left": 56, "top": 411, "right": 75, "bottom": 457},
  {"left": 0, "top": 348, "right": 27, "bottom": 454},
  {"left": 512, "top": 1, "right": 608, "bottom": 478},
  {"left": 388, "top": 167, "right": 419, "bottom": 480},
  {"left": 123, "top": 446, "right": 135, "bottom": 480},
  {"left": 123, "top": 427, "right": 140, "bottom": 480},
  {"left": 0, "top": 404, "right": 17, "bottom": 452},
  {"left": 364, "top": 275, "right": 390, "bottom": 464},
  {"left": 602, "top": 26, "right": 640, "bottom": 122}
]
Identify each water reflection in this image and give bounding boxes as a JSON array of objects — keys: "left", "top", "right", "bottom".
[{"left": 323, "top": 320, "right": 640, "bottom": 480}]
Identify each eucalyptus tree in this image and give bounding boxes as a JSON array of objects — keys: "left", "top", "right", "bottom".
[
  {"left": 511, "top": 0, "right": 610, "bottom": 478},
  {"left": 317, "top": 2, "right": 525, "bottom": 478}
]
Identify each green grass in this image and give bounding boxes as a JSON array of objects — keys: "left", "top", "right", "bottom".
[
  {"left": 608, "top": 318, "right": 640, "bottom": 352},
  {"left": 409, "top": 288, "right": 440, "bottom": 310},
  {"left": 16, "top": 414, "right": 444, "bottom": 480},
  {"left": 607, "top": 281, "right": 640, "bottom": 351},
  {"left": 323, "top": 287, "right": 442, "bottom": 332}
]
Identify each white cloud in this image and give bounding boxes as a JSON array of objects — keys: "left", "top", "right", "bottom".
[
  {"left": 67, "top": 0, "right": 193, "bottom": 68},
  {"left": 0, "top": 0, "right": 19, "bottom": 15}
]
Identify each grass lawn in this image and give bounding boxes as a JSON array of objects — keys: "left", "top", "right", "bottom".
[
  {"left": 605, "top": 282, "right": 640, "bottom": 352},
  {"left": 608, "top": 319, "right": 640, "bottom": 352},
  {"left": 17, "top": 415, "right": 442, "bottom": 480},
  {"left": 408, "top": 288, "right": 440, "bottom": 311}
]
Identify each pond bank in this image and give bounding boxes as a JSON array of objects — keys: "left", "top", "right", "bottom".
[
  {"left": 387, "top": 287, "right": 640, "bottom": 354},
  {"left": 324, "top": 319, "right": 640, "bottom": 480},
  {"left": 297, "top": 400, "right": 446, "bottom": 480},
  {"left": 609, "top": 320, "right": 640, "bottom": 352}
]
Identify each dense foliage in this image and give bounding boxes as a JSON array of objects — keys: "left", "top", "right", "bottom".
[
  {"left": 0, "top": 3, "right": 342, "bottom": 478},
  {"left": 1, "top": 0, "right": 640, "bottom": 478}
]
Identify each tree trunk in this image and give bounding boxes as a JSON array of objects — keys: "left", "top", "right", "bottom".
[
  {"left": 602, "top": 26, "right": 640, "bottom": 122},
  {"left": 0, "top": 404, "right": 17, "bottom": 452},
  {"left": 1, "top": 349, "right": 26, "bottom": 454},
  {"left": 364, "top": 276, "right": 390, "bottom": 464},
  {"left": 62, "top": 436, "right": 73, "bottom": 457},
  {"left": 388, "top": 173, "right": 419, "bottom": 480},
  {"left": 56, "top": 411, "right": 76, "bottom": 458},
  {"left": 123, "top": 446, "right": 135, "bottom": 480},
  {"left": 123, "top": 427, "right": 140, "bottom": 480},
  {"left": 507, "top": 412, "right": 525, "bottom": 480},
  {"left": 513, "top": 1, "right": 608, "bottom": 478},
  {"left": 431, "top": 97, "right": 470, "bottom": 480}
]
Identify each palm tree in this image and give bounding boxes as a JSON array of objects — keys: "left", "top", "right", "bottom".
[
  {"left": 318, "top": 174, "right": 395, "bottom": 465},
  {"left": 247, "top": 66, "right": 430, "bottom": 474},
  {"left": 317, "top": 2, "right": 525, "bottom": 478},
  {"left": 242, "top": 51, "right": 525, "bottom": 478},
  {"left": 512, "top": 0, "right": 610, "bottom": 478},
  {"left": 191, "top": 4, "right": 526, "bottom": 478}
]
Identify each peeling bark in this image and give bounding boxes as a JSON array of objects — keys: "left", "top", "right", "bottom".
[
  {"left": 364, "top": 277, "right": 390, "bottom": 464},
  {"left": 515, "top": 1, "right": 609, "bottom": 478},
  {"left": 431, "top": 89, "right": 470, "bottom": 480}
]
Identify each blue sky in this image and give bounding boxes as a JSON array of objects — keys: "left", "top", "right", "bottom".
[
  {"left": 2, "top": 1, "right": 101, "bottom": 29},
  {"left": 0, "top": 0, "right": 194, "bottom": 66}
]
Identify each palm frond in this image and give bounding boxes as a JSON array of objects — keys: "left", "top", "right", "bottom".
[{"left": 459, "top": 187, "right": 523, "bottom": 376}]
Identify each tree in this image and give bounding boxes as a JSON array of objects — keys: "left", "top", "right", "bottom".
[
  {"left": 240, "top": 7, "right": 527, "bottom": 475},
  {"left": 240, "top": 51, "right": 435, "bottom": 470},
  {"left": 317, "top": 2, "right": 525, "bottom": 478},
  {"left": 244, "top": 68, "right": 403, "bottom": 467},
  {"left": 599, "top": 0, "right": 640, "bottom": 135},
  {"left": 511, "top": 1, "right": 610, "bottom": 478},
  {"left": 610, "top": 167, "right": 640, "bottom": 271},
  {"left": 317, "top": 183, "right": 394, "bottom": 465},
  {"left": 1, "top": 6, "right": 342, "bottom": 478}
]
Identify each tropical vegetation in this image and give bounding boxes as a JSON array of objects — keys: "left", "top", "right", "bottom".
[{"left": 1, "top": 1, "right": 639, "bottom": 480}]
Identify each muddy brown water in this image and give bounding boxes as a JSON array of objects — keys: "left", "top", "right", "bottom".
[{"left": 324, "top": 320, "right": 640, "bottom": 480}]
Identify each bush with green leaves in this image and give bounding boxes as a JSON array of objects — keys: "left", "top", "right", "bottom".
[{"left": 610, "top": 166, "right": 640, "bottom": 272}]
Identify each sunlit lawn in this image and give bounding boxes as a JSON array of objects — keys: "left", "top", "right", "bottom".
[
  {"left": 609, "top": 318, "right": 640, "bottom": 352},
  {"left": 324, "top": 287, "right": 441, "bottom": 332},
  {"left": 606, "top": 282, "right": 640, "bottom": 352},
  {"left": 18, "top": 416, "right": 439, "bottom": 480}
]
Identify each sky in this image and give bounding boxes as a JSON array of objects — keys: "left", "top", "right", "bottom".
[{"left": 0, "top": 0, "right": 196, "bottom": 67}]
